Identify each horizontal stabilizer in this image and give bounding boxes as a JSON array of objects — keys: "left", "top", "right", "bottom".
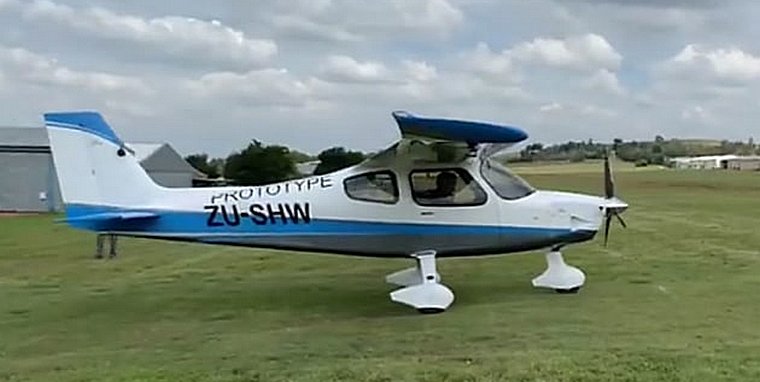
[
  {"left": 392, "top": 111, "right": 528, "bottom": 144},
  {"left": 60, "top": 211, "right": 159, "bottom": 224}
]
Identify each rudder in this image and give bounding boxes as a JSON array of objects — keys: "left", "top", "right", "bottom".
[{"left": 44, "top": 112, "right": 162, "bottom": 210}]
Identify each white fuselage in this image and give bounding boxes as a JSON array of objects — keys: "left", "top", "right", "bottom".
[{"left": 62, "top": 140, "right": 609, "bottom": 257}]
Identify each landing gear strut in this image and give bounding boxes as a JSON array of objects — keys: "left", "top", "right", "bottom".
[
  {"left": 386, "top": 250, "right": 454, "bottom": 313},
  {"left": 531, "top": 249, "right": 585, "bottom": 293}
]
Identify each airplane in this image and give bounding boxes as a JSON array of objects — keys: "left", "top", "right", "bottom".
[{"left": 44, "top": 110, "right": 628, "bottom": 314}]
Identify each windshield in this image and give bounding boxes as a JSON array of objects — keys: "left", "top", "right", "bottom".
[{"left": 480, "top": 159, "right": 535, "bottom": 200}]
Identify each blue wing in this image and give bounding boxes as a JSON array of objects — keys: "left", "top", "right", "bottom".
[{"left": 392, "top": 111, "right": 528, "bottom": 144}]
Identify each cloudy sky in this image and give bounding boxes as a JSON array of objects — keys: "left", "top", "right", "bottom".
[{"left": 1, "top": 0, "right": 759, "bottom": 156}]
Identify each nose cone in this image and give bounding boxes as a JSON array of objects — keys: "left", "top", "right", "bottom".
[
  {"left": 603, "top": 196, "right": 629, "bottom": 213},
  {"left": 543, "top": 191, "right": 627, "bottom": 233}
]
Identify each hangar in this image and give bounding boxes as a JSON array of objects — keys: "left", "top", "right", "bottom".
[
  {"left": 0, "top": 127, "right": 204, "bottom": 212},
  {"left": 127, "top": 143, "right": 206, "bottom": 188},
  {"left": 726, "top": 156, "right": 760, "bottom": 171},
  {"left": 0, "top": 127, "right": 62, "bottom": 212}
]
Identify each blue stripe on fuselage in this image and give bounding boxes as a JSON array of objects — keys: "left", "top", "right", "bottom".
[{"left": 64, "top": 203, "right": 575, "bottom": 239}]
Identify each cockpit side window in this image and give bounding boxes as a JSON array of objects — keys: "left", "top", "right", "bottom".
[
  {"left": 344, "top": 171, "right": 399, "bottom": 204},
  {"left": 480, "top": 159, "right": 536, "bottom": 200},
  {"left": 410, "top": 168, "right": 487, "bottom": 206}
]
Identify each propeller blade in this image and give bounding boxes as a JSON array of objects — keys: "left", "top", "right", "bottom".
[
  {"left": 614, "top": 212, "right": 627, "bottom": 229},
  {"left": 604, "top": 153, "right": 614, "bottom": 199},
  {"left": 603, "top": 214, "right": 612, "bottom": 246}
]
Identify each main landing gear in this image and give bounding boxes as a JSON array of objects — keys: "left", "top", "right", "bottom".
[
  {"left": 387, "top": 248, "right": 585, "bottom": 314},
  {"left": 386, "top": 250, "right": 454, "bottom": 314},
  {"left": 531, "top": 248, "right": 586, "bottom": 294}
]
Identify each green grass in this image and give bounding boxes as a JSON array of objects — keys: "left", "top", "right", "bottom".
[{"left": 2, "top": 169, "right": 760, "bottom": 381}]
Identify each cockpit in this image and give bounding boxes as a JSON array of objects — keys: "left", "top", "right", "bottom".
[
  {"left": 480, "top": 158, "right": 535, "bottom": 200},
  {"left": 342, "top": 141, "right": 536, "bottom": 206}
]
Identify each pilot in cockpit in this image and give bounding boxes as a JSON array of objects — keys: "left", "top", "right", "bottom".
[{"left": 415, "top": 171, "right": 458, "bottom": 204}]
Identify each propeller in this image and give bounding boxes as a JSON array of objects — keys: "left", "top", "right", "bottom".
[{"left": 603, "top": 152, "right": 627, "bottom": 246}]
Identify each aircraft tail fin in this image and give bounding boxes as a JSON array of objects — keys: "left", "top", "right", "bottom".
[{"left": 44, "top": 112, "right": 164, "bottom": 222}]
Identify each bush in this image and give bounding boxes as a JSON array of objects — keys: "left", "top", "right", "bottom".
[{"left": 569, "top": 151, "right": 586, "bottom": 163}]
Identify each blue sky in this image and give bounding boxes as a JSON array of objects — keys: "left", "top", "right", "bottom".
[{"left": 0, "top": 0, "right": 758, "bottom": 156}]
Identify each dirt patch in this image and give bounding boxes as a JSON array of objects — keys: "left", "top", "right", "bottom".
[{"left": 0, "top": 212, "right": 42, "bottom": 217}]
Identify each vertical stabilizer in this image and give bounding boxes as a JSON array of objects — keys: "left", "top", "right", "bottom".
[{"left": 44, "top": 112, "right": 162, "bottom": 210}]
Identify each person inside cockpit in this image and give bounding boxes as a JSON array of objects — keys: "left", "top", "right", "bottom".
[{"left": 415, "top": 171, "right": 458, "bottom": 204}]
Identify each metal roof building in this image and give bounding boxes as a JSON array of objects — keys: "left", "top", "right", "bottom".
[
  {"left": 127, "top": 143, "right": 206, "bottom": 188},
  {"left": 670, "top": 155, "right": 739, "bottom": 170},
  {"left": 0, "top": 127, "right": 204, "bottom": 212},
  {"left": 726, "top": 156, "right": 760, "bottom": 171},
  {"left": 0, "top": 127, "right": 62, "bottom": 212}
]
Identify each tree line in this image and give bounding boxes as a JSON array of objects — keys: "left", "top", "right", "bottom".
[
  {"left": 516, "top": 136, "right": 759, "bottom": 167},
  {"left": 185, "top": 141, "right": 366, "bottom": 186},
  {"left": 186, "top": 136, "right": 758, "bottom": 185}
]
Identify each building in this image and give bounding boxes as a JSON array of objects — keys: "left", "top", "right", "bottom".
[
  {"left": 127, "top": 143, "right": 206, "bottom": 188},
  {"left": 670, "top": 155, "right": 738, "bottom": 170},
  {"left": 726, "top": 156, "right": 760, "bottom": 171},
  {"left": 0, "top": 127, "right": 63, "bottom": 212},
  {"left": 0, "top": 127, "right": 204, "bottom": 212},
  {"left": 295, "top": 160, "right": 321, "bottom": 176}
]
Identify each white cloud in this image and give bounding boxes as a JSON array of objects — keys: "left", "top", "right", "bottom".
[
  {"left": 0, "top": 46, "right": 150, "bottom": 95},
  {"left": 391, "top": 0, "right": 464, "bottom": 36},
  {"left": 680, "top": 105, "right": 712, "bottom": 123},
  {"left": 271, "top": 15, "right": 362, "bottom": 42},
  {"left": 0, "top": 0, "right": 16, "bottom": 10},
  {"left": 267, "top": 0, "right": 463, "bottom": 42},
  {"left": 463, "top": 34, "right": 622, "bottom": 84},
  {"left": 403, "top": 60, "right": 438, "bottom": 82},
  {"left": 538, "top": 101, "right": 615, "bottom": 118},
  {"left": 464, "top": 42, "right": 517, "bottom": 79},
  {"left": 667, "top": 44, "right": 760, "bottom": 82},
  {"left": 539, "top": 102, "right": 564, "bottom": 112},
  {"left": 584, "top": 69, "right": 626, "bottom": 95},
  {"left": 0, "top": 0, "right": 758, "bottom": 154},
  {"left": 320, "top": 55, "right": 393, "bottom": 83},
  {"left": 579, "top": 104, "right": 616, "bottom": 118},
  {"left": 185, "top": 69, "right": 330, "bottom": 109},
  {"left": 511, "top": 34, "right": 622, "bottom": 71},
  {"left": 15, "top": 0, "right": 277, "bottom": 68}
]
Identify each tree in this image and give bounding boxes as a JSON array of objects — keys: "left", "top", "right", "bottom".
[
  {"left": 185, "top": 153, "right": 221, "bottom": 179},
  {"left": 224, "top": 140, "right": 297, "bottom": 186},
  {"left": 314, "top": 147, "right": 366, "bottom": 175},
  {"left": 569, "top": 150, "right": 586, "bottom": 163},
  {"left": 288, "top": 149, "right": 316, "bottom": 163}
]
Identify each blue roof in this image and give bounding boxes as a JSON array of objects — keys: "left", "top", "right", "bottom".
[{"left": 392, "top": 111, "right": 528, "bottom": 144}]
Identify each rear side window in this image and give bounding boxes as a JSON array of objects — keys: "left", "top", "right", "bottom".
[
  {"left": 410, "top": 168, "right": 487, "bottom": 206},
  {"left": 344, "top": 171, "right": 399, "bottom": 204}
]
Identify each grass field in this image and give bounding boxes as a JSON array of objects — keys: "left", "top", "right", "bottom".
[
  {"left": 2, "top": 167, "right": 760, "bottom": 381},
  {"left": 508, "top": 159, "right": 663, "bottom": 174}
]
